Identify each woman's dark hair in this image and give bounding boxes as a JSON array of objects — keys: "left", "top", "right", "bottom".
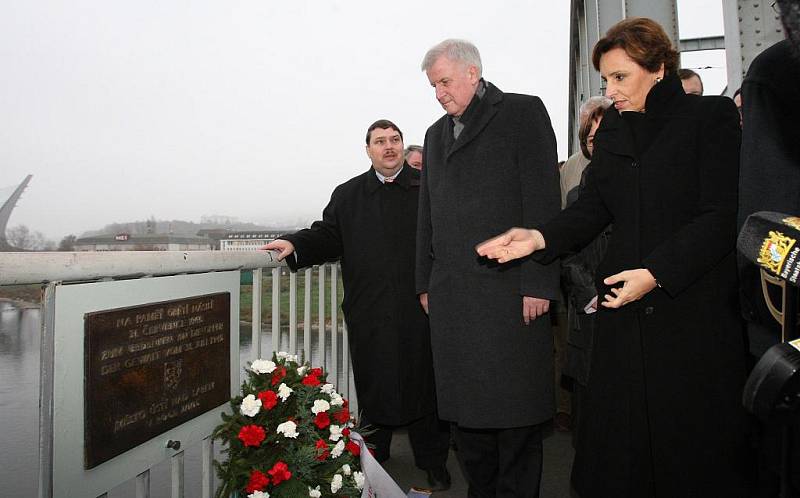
[{"left": 592, "top": 17, "right": 679, "bottom": 75}]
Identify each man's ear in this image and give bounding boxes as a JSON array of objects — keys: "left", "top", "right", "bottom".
[{"left": 468, "top": 64, "right": 479, "bottom": 84}]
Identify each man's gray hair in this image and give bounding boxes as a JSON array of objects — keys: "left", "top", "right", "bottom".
[
  {"left": 404, "top": 144, "right": 423, "bottom": 158},
  {"left": 579, "top": 96, "right": 613, "bottom": 126},
  {"left": 421, "top": 39, "right": 483, "bottom": 77}
]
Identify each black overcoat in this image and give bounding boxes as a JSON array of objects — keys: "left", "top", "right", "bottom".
[
  {"left": 537, "top": 75, "right": 750, "bottom": 497},
  {"left": 281, "top": 165, "right": 436, "bottom": 426},
  {"left": 416, "top": 81, "right": 561, "bottom": 428}
]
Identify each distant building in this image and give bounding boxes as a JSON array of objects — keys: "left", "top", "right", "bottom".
[
  {"left": 220, "top": 230, "right": 293, "bottom": 251},
  {"left": 200, "top": 214, "right": 240, "bottom": 225},
  {"left": 74, "top": 233, "right": 212, "bottom": 251},
  {"left": 196, "top": 228, "right": 232, "bottom": 250}
]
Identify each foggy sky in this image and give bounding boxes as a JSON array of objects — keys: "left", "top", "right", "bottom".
[{"left": 1, "top": 0, "right": 724, "bottom": 240}]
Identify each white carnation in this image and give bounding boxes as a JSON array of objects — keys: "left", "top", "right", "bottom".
[
  {"left": 331, "top": 473, "right": 343, "bottom": 493},
  {"left": 248, "top": 491, "right": 270, "bottom": 498},
  {"left": 250, "top": 359, "right": 276, "bottom": 374},
  {"left": 353, "top": 471, "right": 365, "bottom": 490},
  {"left": 320, "top": 383, "right": 335, "bottom": 394},
  {"left": 311, "top": 399, "right": 331, "bottom": 415},
  {"left": 297, "top": 365, "right": 308, "bottom": 376},
  {"left": 330, "top": 439, "right": 345, "bottom": 458},
  {"left": 277, "top": 383, "right": 293, "bottom": 402},
  {"left": 308, "top": 486, "right": 321, "bottom": 498},
  {"left": 329, "top": 424, "right": 343, "bottom": 441},
  {"left": 276, "top": 420, "right": 299, "bottom": 438},
  {"left": 330, "top": 392, "right": 344, "bottom": 406},
  {"left": 341, "top": 464, "right": 351, "bottom": 476},
  {"left": 239, "top": 394, "right": 262, "bottom": 417}
]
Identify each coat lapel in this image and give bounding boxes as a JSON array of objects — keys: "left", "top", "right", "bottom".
[
  {"left": 594, "top": 108, "right": 636, "bottom": 159},
  {"left": 447, "top": 83, "right": 502, "bottom": 158}
]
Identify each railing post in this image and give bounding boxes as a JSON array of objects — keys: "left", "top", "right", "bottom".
[
  {"left": 38, "top": 283, "right": 56, "bottom": 498},
  {"left": 318, "top": 265, "right": 326, "bottom": 370},
  {"left": 330, "top": 265, "right": 338, "bottom": 386},
  {"left": 342, "top": 321, "right": 349, "bottom": 400},
  {"left": 251, "top": 268, "right": 262, "bottom": 360},
  {"left": 289, "top": 271, "right": 297, "bottom": 355},
  {"left": 272, "top": 267, "right": 281, "bottom": 354},
  {"left": 170, "top": 451, "right": 184, "bottom": 498},
  {"left": 303, "top": 268, "right": 312, "bottom": 363},
  {"left": 135, "top": 470, "right": 150, "bottom": 498},
  {"left": 201, "top": 437, "right": 214, "bottom": 498}
]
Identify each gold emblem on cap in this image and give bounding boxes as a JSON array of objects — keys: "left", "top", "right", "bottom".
[
  {"left": 758, "top": 231, "right": 797, "bottom": 275},
  {"left": 782, "top": 217, "right": 800, "bottom": 231}
]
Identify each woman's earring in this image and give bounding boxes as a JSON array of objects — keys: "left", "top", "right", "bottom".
[{"left": 655, "top": 77, "right": 662, "bottom": 83}]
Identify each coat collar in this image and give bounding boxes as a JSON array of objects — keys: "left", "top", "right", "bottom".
[
  {"left": 445, "top": 81, "right": 503, "bottom": 158},
  {"left": 593, "top": 74, "right": 685, "bottom": 159},
  {"left": 364, "top": 162, "right": 418, "bottom": 194}
]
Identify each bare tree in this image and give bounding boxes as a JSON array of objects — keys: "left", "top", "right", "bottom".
[
  {"left": 58, "top": 234, "right": 77, "bottom": 251},
  {"left": 6, "top": 225, "right": 54, "bottom": 250}
]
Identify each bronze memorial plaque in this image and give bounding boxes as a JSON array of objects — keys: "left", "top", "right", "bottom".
[{"left": 84, "top": 292, "right": 231, "bottom": 469}]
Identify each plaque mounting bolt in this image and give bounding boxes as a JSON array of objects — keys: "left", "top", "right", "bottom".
[{"left": 166, "top": 439, "right": 181, "bottom": 451}]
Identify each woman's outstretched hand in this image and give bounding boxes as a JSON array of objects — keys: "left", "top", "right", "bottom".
[
  {"left": 475, "top": 228, "right": 545, "bottom": 263},
  {"left": 601, "top": 269, "right": 657, "bottom": 308}
]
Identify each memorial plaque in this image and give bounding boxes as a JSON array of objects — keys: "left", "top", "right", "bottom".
[{"left": 84, "top": 292, "right": 231, "bottom": 469}]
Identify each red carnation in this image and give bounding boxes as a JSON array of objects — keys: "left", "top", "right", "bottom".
[
  {"left": 302, "top": 374, "right": 321, "bottom": 387},
  {"left": 334, "top": 408, "right": 350, "bottom": 424},
  {"left": 314, "top": 411, "right": 331, "bottom": 429},
  {"left": 257, "top": 390, "right": 278, "bottom": 410},
  {"left": 271, "top": 366, "right": 287, "bottom": 386},
  {"left": 245, "top": 470, "right": 269, "bottom": 493},
  {"left": 309, "top": 367, "right": 323, "bottom": 378},
  {"left": 268, "top": 461, "right": 292, "bottom": 486},
  {"left": 346, "top": 440, "right": 361, "bottom": 456},
  {"left": 315, "top": 438, "right": 330, "bottom": 461},
  {"left": 342, "top": 427, "right": 351, "bottom": 436},
  {"left": 238, "top": 424, "right": 266, "bottom": 447}
]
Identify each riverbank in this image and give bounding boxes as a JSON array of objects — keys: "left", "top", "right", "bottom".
[{"left": 0, "top": 285, "right": 41, "bottom": 308}]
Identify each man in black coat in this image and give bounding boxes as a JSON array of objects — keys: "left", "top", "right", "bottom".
[
  {"left": 416, "top": 39, "right": 560, "bottom": 497},
  {"left": 264, "top": 119, "right": 451, "bottom": 490},
  {"left": 738, "top": 2, "right": 800, "bottom": 494}
]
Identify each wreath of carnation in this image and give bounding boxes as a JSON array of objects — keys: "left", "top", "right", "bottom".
[{"left": 213, "top": 352, "right": 366, "bottom": 498}]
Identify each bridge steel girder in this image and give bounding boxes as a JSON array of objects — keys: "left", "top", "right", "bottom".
[{"left": 722, "top": 0, "right": 784, "bottom": 96}]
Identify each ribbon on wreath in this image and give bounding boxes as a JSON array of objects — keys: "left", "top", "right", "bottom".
[{"left": 349, "top": 431, "right": 423, "bottom": 498}]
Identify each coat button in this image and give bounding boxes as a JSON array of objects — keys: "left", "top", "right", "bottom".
[
  {"left": 644, "top": 306, "right": 654, "bottom": 315},
  {"left": 631, "top": 161, "right": 639, "bottom": 168}
]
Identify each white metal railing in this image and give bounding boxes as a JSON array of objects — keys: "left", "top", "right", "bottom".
[{"left": 0, "top": 250, "right": 354, "bottom": 498}]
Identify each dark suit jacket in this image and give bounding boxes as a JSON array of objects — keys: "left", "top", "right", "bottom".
[
  {"left": 280, "top": 165, "right": 436, "bottom": 425},
  {"left": 416, "top": 81, "right": 561, "bottom": 428}
]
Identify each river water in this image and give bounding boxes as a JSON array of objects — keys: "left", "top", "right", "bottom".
[{"left": 0, "top": 300, "right": 352, "bottom": 497}]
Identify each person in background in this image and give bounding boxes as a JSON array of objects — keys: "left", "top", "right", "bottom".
[
  {"left": 559, "top": 97, "right": 613, "bottom": 208},
  {"left": 553, "top": 96, "right": 614, "bottom": 433},
  {"left": 678, "top": 67, "right": 704, "bottom": 95},
  {"left": 732, "top": 87, "right": 743, "bottom": 127},
  {"left": 559, "top": 96, "right": 612, "bottom": 449},
  {"left": 263, "top": 119, "right": 451, "bottom": 491},
  {"left": 417, "top": 38, "right": 560, "bottom": 497},
  {"left": 737, "top": 0, "right": 800, "bottom": 494},
  {"left": 404, "top": 145, "right": 424, "bottom": 170},
  {"left": 477, "top": 18, "right": 750, "bottom": 497}
]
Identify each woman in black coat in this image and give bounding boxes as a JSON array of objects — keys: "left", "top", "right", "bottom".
[{"left": 478, "top": 17, "right": 750, "bottom": 498}]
